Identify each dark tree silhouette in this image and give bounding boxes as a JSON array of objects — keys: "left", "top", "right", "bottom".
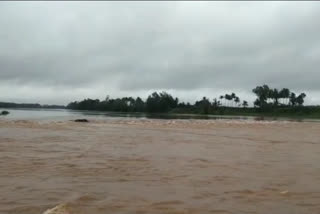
[
  {"left": 289, "top": 92, "right": 297, "bottom": 106},
  {"left": 296, "top": 93, "right": 306, "bottom": 106},
  {"left": 146, "top": 92, "right": 178, "bottom": 113},
  {"left": 65, "top": 87, "right": 309, "bottom": 115},
  {"left": 234, "top": 96, "right": 240, "bottom": 107},
  {"left": 242, "top": 100, "right": 248, "bottom": 108},
  {"left": 225, "top": 94, "right": 232, "bottom": 107},
  {"left": 279, "top": 88, "right": 290, "bottom": 105},
  {"left": 219, "top": 95, "right": 224, "bottom": 107},
  {"left": 195, "top": 97, "right": 211, "bottom": 114},
  {"left": 252, "top": 84, "right": 270, "bottom": 108}
]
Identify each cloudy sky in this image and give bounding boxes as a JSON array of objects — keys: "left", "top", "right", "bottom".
[{"left": 1, "top": 1, "right": 320, "bottom": 105}]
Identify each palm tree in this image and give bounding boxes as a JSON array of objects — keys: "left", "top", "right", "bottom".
[
  {"left": 231, "top": 93, "right": 236, "bottom": 107},
  {"left": 219, "top": 95, "right": 224, "bottom": 107},
  {"left": 242, "top": 100, "right": 248, "bottom": 108},
  {"left": 252, "top": 85, "right": 268, "bottom": 107},
  {"left": 212, "top": 98, "right": 219, "bottom": 108},
  {"left": 225, "top": 94, "right": 232, "bottom": 107},
  {"left": 234, "top": 96, "right": 240, "bottom": 107}
]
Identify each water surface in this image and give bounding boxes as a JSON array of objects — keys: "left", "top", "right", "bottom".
[
  {"left": 0, "top": 119, "right": 319, "bottom": 214},
  {"left": 1, "top": 108, "right": 318, "bottom": 122}
]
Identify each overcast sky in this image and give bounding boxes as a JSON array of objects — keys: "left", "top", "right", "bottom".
[{"left": 1, "top": 1, "right": 320, "bottom": 105}]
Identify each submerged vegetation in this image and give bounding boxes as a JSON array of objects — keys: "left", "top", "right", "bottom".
[{"left": 66, "top": 84, "right": 320, "bottom": 118}]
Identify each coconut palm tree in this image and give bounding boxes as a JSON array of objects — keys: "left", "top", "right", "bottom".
[
  {"left": 234, "top": 96, "right": 240, "bottom": 107},
  {"left": 225, "top": 94, "right": 232, "bottom": 107},
  {"left": 242, "top": 100, "right": 248, "bottom": 108},
  {"left": 231, "top": 93, "right": 236, "bottom": 107},
  {"left": 212, "top": 98, "right": 220, "bottom": 108},
  {"left": 219, "top": 95, "right": 224, "bottom": 107}
]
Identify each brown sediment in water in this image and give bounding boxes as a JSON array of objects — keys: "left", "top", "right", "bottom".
[{"left": 0, "top": 119, "right": 320, "bottom": 214}]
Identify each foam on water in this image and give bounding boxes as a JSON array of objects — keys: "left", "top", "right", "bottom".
[{"left": 42, "top": 204, "right": 69, "bottom": 214}]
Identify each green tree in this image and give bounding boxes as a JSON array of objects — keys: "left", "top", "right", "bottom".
[
  {"left": 234, "top": 96, "right": 240, "bottom": 107},
  {"left": 231, "top": 93, "right": 236, "bottom": 107},
  {"left": 134, "top": 97, "right": 145, "bottom": 112},
  {"left": 212, "top": 98, "right": 220, "bottom": 108},
  {"left": 146, "top": 91, "right": 177, "bottom": 113},
  {"left": 289, "top": 92, "right": 297, "bottom": 106},
  {"left": 219, "top": 95, "right": 224, "bottom": 107},
  {"left": 280, "top": 88, "right": 290, "bottom": 105},
  {"left": 252, "top": 84, "right": 270, "bottom": 108},
  {"left": 242, "top": 100, "right": 248, "bottom": 108},
  {"left": 195, "top": 97, "right": 211, "bottom": 114},
  {"left": 296, "top": 93, "right": 306, "bottom": 106},
  {"left": 271, "top": 89, "right": 280, "bottom": 106},
  {"left": 225, "top": 94, "right": 232, "bottom": 107}
]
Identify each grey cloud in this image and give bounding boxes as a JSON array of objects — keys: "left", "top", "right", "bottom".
[{"left": 0, "top": 2, "right": 320, "bottom": 105}]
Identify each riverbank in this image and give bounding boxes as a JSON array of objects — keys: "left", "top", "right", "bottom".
[
  {"left": 170, "top": 106, "right": 320, "bottom": 119},
  {"left": 1, "top": 119, "right": 320, "bottom": 214},
  {"left": 2, "top": 107, "right": 320, "bottom": 122}
]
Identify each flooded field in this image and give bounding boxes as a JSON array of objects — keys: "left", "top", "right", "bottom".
[{"left": 0, "top": 118, "right": 320, "bottom": 214}]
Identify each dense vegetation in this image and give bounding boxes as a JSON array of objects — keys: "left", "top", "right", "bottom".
[
  {"left": 252, "top": 85, "right": 306, "bottom": 108},
  {"left": 0, "top": 102, "right": 65, "bottom": 109},
  {"left": 67, "top": 92, "right": 177, "bottom": 113},
  {"left": 1, "top": 84, "right": 319, "bottom": 118},
  {"left": 66, "top": 84, "right": 320, "bottom": 118}
]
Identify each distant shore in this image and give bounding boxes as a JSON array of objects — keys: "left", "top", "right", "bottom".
[{"left": 1, "top": 107, "right": 320, "bottom": 122}]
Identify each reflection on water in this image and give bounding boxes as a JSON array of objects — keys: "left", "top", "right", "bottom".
[{"left": 0, "top": 108, "right": 318, "bottom": 122}]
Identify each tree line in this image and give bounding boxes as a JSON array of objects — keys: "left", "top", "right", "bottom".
[
  {"left": 67, "top": 92, "right": 179, "bottom": 113},
  {"left": 67, "top": 84, "right": 307, "bottom": 114},
  {"left": 0, "top": 102, "right": 65, "bottom": 109},
  {"left": 252, "top": 85, "right": 306, "bottom": 108}
]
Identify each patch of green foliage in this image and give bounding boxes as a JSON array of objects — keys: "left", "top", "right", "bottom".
[{"left": 66, "top": 84, "right": 320, "bottom": 118}]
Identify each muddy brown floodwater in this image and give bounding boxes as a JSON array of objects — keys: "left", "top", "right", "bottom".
[{"left": 0, "top": 119, "right": 320, "bottom": 214}]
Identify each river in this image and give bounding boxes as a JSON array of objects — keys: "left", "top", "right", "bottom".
[
  {"left": 1, "top": 108, "right": 319, "bottom": 122},
  {"left": 0, "top": 110, "right": 320, "bottom": 214}
]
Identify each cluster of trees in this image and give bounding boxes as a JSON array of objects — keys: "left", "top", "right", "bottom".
[
  {"left": 0, "top": 84, "right": 312, "bottom": 117},
  {"left": 252, "top": 85, "right": 306, "bottom": 108},
  {"left": 0, "top": 102, "right": 65, "bottom": 109},
  {"left": 67, "top": 92, "right": 228, "bottom": 114},
  {"left": 67, "top": 92, "right": 179, "bottom": 113},
  {"left": 66, "top": 84, "right": 308, "bottom": 114},
  {"left": 67, "top": 92, "right": 248, "bottom": 114},
  {"left": 219, "top": 93, "right": 248, "bottom": 108},
  {"left": 145, "top": 92, "right": 179, "bottom": 113},
  {"left": 67, "top": 96, "right": 145, "bottom": 112}
]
